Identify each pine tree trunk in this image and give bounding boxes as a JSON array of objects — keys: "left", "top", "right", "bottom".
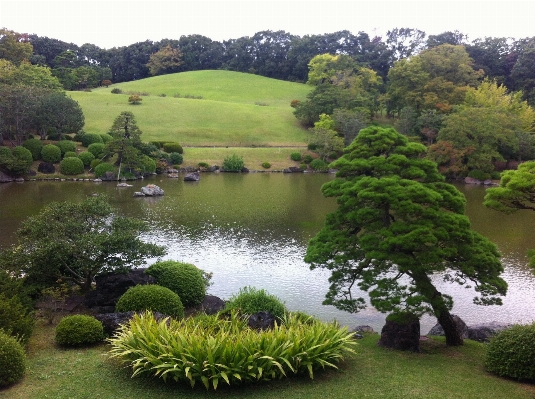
[{"left": 436, "top": 309, "right": 464, "bottom": 346}]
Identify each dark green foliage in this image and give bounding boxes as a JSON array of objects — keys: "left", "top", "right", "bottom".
[
  {"left": 115, "top": 284, "right": 184, "bottom": 319},
  {"left": 8, "top": 146, "right": 33, "bottom": 175},
  {"left": 99, "top": 133, "right": 113, "bottom": 143},
  {"left": 198, "top": 162, "right": 209, "bottom": 168},
  {"left": 168, "top": 152, "right": 183, "bottom": 165},
  {"left": 224, "top": 286, "right": 287, "bottom": 320},
  {"left": 41, "top": 144, "right": 61, "bottom": 163},
  {"left": 22, "top": 138, "right": 43, "bottom": 160},
  {"left": 467, "top": 169, "right": 491, "bottom": 181},
  {"left": 111, "top": 88, "right": 122, "bottom": 94},
  {"left": 81, "top": 133, "right": 103, "bottom": 147},
  {"left": 73, "top": 131, "right": 85, "bottom": 142},
  {"left": 55, "top": 315, "right": 104, "bottom": 346},
  {"left": 303, "top": 154, "right": 314, "bottom": 164},
  {"left": 222, "top": 153, "right": 244, "bottom": 172},
  {"left": 290, "top": 152, "right": 302, "bottom": 161},
  {"left": 90, "top": 159, "right": 101, "bottom": 169},
  {"left": 60, "top": 157, "right": 84, "bottom": 175},
  {"left": 262, "top": 162, "right": 271, "bottom": 169},
  {"left": 138, "top": 155, "right": 156, "bottom": 174},
  {"left": 386, "top": 311, "right": 419, "bottom": 325},
  {"left": 55, "top": 140, "right": 76, "bottom": 155},
  {"left": 145, "top": 261, "right": 206, "bottom": 307},
  {"left": 307, "top": 143, "right": 318, "bottom": 150},
  {"left": 485, "top": 323, "right": 535, "bottom": 381},
  {"left": 0, "top": 294, "right": 35, "bottom": 344},
  {"left": 87, "top": 142, "right": 106, "bottom": 158},
  {"left": 163, "top": 142, "right": 183, "bottom": 154},
  {"left": 0, "top": 331, "right": 26, "bottom": 387},
  {"left": 309, "top": 158, "right": 329, "bottom": 171},
  {"left": 63, "top": 151, "right": 77, "bottom": 158},
  {"left": 46, "top": 129, "right": 59, "bottom": 140},
  {"left": 93, "top": 162, "right": 114, "bottom": 177},
  {"left": 77, "top": 151, "right": 95, "bottom": 167}
]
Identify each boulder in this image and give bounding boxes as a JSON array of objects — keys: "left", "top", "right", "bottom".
[
  {"left": 95, "top": 311, "right": 168, "bottom": 336},
  {"left": 101, "top": 171, "right": 116, "bottom": 181},
  {"left": 464, "top": 177, "right": 483, "bottom": 184},
  {"left": 201, "top": 295, "right": 225, "bottom": 315},
  {"left": 37, "top": 162, "right": 56, "bottom": 174},
  {"left": 427, "top": 315, "right": 469, "bottom": 338},
  {"left": 247, "top": 311, "right": 276, "bottom": 330},
  {"left": 84, "top": 268, "right": 156, "bottom": 312},
  {"left": 184, "top": 171, "right": 200, "bottom": 182},
  {"left": 0, "top": 170, "right": 14, "bottom": 183},
  {"left": 209, "top": 165, "right": 220, "bottom": 172},
  {"left": 378, "top": 313, "right": 421, "bottom": 352},
  {"left": 467, "top": 322, "right": 513, "bottom": 342},
  {"left": 141, "top": 184, "right": 164, "bottom": 196}
]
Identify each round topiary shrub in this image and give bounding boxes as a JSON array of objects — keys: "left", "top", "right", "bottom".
[
  {"left": 485, "top": 323, "right": 535, "bottom": 381},
  {"left": 163, "top": 142, "right": 183, "bottom": 154},
  {"left": 63, "top": 151, "right": 78, "bottom": 158},
  {"left": 115, "top": 284, "right": 184, "bottom": 319},
  {"left": 0, "top": 294, "right": 35, "bottom": 345},
  {"left": 261, "top": 162, "right": 271, "bottom": 169},
  {"left": 0, "top": 331, "right": 26, "bottom": 387},
  {"left": 94, "top": 162, "right": 114, "bottom": 178},
  {"left": 55, "top": 315, "right": 104, "bottom": 346},
  {"left": 99, "top": 133, "right": 113, "bottom": 143},
  {"left": 10, "top": 146, "right": 33, "bottom": 175},
  {"left": 224, "top": 286, "right": 287, "bottom": 320},
  {"left": 78, "top": 151, "right": 95, "bottom": 167},
  {"left": 41, "top": 144, "right": 62, "bottom": 163},
  {"left": 290, "top": 152, "right": 302, "bottom": 161},
  {"left": 81, "top": 133, "right": 104, "bottom": 147},
  {"left": 87, "top": 142, "right": 106, "bottom": 159},
  {"left": 60, "top": 157, "right": 85, "bottom": 175},
  {"left": 145, "top": 261, "right": 206, "bottom": 307},
  {"left": 138, "top": 155, "right": 157, "bottom": 174},
  {"left": 309, "top": 158, "right": 329, "bottom": 172},
  {"left": 303, "top": 154, "right": 314, "bottom": 164},
  {"left": 22, "top": 138, "right": 43, "bottom": 160},
  {"left": 168, "top": 152, "right": 183, "bottom": 165},
  {"left": 56, "top": 140, "right": 76, "bottom": 155}
]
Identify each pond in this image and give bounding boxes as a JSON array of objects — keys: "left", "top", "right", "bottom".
[{"left": 1, "top": 173, "right": 534, "bottom": 333}]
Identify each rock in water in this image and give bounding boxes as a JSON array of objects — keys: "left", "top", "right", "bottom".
[
  {"left": 141, "top": 184, "right": 164, "bottom": 196},
  {"left": 184, "top": 172, "right": 200, "bottom": 181}
]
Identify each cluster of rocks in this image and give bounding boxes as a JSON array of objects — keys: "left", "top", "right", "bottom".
[{"left": 133, "top": 184, "right": 165, "bottom": 197}]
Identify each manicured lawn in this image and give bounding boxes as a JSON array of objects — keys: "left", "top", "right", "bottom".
[{"left": 2, "top": 318, "right": 534, "bottom": 399}]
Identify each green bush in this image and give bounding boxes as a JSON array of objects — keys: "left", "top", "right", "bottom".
[
  {"left": 99, "top": 133, "right": 113, "bottom": 143},
  {"left": 300, "top": 162, "right": 308, "bottom": 170},
  {"left": 222, "top": 154, "right": 244, "bottom": 172},
  {"left": 111, "top": 88, "right": 122, "bottom": 94},
  {"left": 108, "top": 311, "right": 356, "bottom": 390},
  {"left": 81, "top": 133, "right": 103, "bottom": 147},
  {"left": 10, "top": 146, "right": 33, "bottom": 175},
  {"left": 55, "top": 315, "right": 104, "bottom": 346},
  {"left": 261, "top": 162, "right": 271, "bottom": 169},
  {"left": 115, "top": 284, "right": 184, "bottom": 319},
  {"left": 491, "top": 171, "right": 502, "bottom": 180},
  {"left": 56, "top": 140, "right": 76, "bottom": 155},
  {"left": 485, "top": 323, "right": 535, "bottom": 381},
  {"left": 138, "top": 155, "right": 156, "bottom": 174},
  {"left": 309, "top": 158, "right": 329, "bottom": 172},
  {"left": 46, "top": 128, "right": 59, "bottom": 140},
  {"left": 290, "top": 152, "right": 302, "bottom": 161},
  {"left": 94, "top": 162, "right": 114, "bottom": 178},
  {"left": 198, "top": 162, "right": 209, "bottom": 168},
  {"left": 145, "top": 261, "right": 206, "bottom": 307},
  {"left": 22, "top": 138, "right": 43, "bottom": 160},
  {"left": 87, "top": 142, "right": 106, "bottom": 159},
  {"left": 41, "top": 144, "right": 62, "bottom": 163},
  {"left": 307, "top": 143, "right": 318, "bottom": 151},
  {"left": 60, "top": 157, "right": 85, "bottom": 175},
  {"left": 467, "top": 169, "right": 491, "bottom": 181},
  {"left": 63, "top": 151, "right": 78, "bottom": 158},
  {"left": 168, "top": 152, "right": 183, "bottom": 165},
  {"left": 303, "top": 154, "right": 314, "bottom": 164},
  {"left": 163, "top": 142, "right": 183, "bottom": 154},
  {"left": 78, "top": 151, "right": 95, "bottom": 167},
  {"left": 0, "top": 331, "right": 26, "bottom": 387},
  {"left": 0, "top": 146, "right": 12, "bottom": 165},
  {"left": 73, "top": 130, "right": 86, "bottom": 142},
  {"left": 225, "top": 286, "right": 287, "bottom": 320},
  {"left": 0, "top": 294, "right": 35, "bottom": 345},
  {"left": 90, "top": 159, "right": 101, "bottom": 170}
]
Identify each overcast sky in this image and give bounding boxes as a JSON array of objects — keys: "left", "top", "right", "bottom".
[{"left": 1, "top": 1, "right": 534, "bottom": 49}]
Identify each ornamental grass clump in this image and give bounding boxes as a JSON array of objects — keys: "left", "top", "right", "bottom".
[{"left": 108, "top": 310, "right": 356, "bottom": 390}]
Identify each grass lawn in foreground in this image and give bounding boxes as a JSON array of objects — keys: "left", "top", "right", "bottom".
[{"left": 2, "top": 318, "right": 534, "bottom": 399}]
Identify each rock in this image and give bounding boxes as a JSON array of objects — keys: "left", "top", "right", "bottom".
[
  {"left": 209, "top": 165, "right": 219, "bottom": 172},
  {"left": 467, "top": 322, "right": 513, "bottom": 342},
  {"left": 100, "top": 171, "right": 116, "bottom": 181},
  {"left": 15, "top": 177, "right": 24, "bottom": 182},
  {"left": 84, "top": 268, "right": 156, "bottom": 311},
  {"left": 283, "top": 168, "right": 292, "bottom": 173},
  {"left": 141, "top": 184, "right": 164, "bottom": 196},
  {"left": 201, "top": 295, "right": 225, "bottom": 315},
  {"left": 95, "top": 311, "right": 168, "bottom": 336},
  {"left": 133, "top": 191, "right": 145, "bottom": 197},
  {"left": 247, "top": 311, "right": 276, "bottom": 330},
  {"left": 354, "top": 325, "right": 375, "bottom": 334},
  {"left": 38, "top": 162, "right": 56, "bottom": 174},
  {"left": 93, "top": 178, "right": 102, "bottom": 182},
  {"left": 241, "top": 167, "right": 249, "bottom": 173},
  {"left": 427, "top": 315, "right": 469, "bottom": 338},
  {"left": 288, "top": 166, "right": 304, "bottom": 173},
  {"left": 184, "top": 171, "right": 200, "bottom": 182},
  {"left": 378, "top": 313, "right": 421, "bottom": 352},
  {"left": 116, "top": 182, "right": 132, "bottom": 187},
  {"left": 0, "top": 170, "right": 14, "bottom": 183},
  {"left": 464, "top": 177, "right": 483, "bottom": 184}
]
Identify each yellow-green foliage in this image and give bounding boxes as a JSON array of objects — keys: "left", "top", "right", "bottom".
[
  {"left": 69, "top": 70, "right": 311, "bottom": 146},
  {"left": 115, "top": 284, "right": 184, "bottom": 319},
  {"left": 0, "top": 331, "right": 26, "bottom": 387},
  {"left": 55, "top": 315, "right": 104, "bottom": 347},
  {"left": 108, "top": 310, "right": 356, "bottom": 390}
]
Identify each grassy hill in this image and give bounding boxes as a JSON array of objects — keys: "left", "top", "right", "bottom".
[{"left": 70, "top": 70, "right": 312, "bottom": 148}]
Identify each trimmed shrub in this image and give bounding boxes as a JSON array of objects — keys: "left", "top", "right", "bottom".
[
  {"left": 261, "top": 162, "right": 271, "bottom": 169},
  {"left": 309, "top": 158, "right": 329, "bottom": 172},
  {"left": 0, "top": 331, "right": 26, "bottom": 387},
  {"left": 41, "top": 144, "right": 62, "bottom": 163},
  {"left": 198, "top": 162, "right": 209, "bottom": 168},
  {"left": 55, "top": 315, "right": 104, "bottom": 346},
  {"left": 10, "top": 147, "right": 33, "bottom": 175},
  {"left": 111, "top": 87, "right": 122, "bottom": 94},
  {"left": 90, "top": 159, "right": 101, "bottom": 170},
  {"left": 73, "top": 130, "right": 86, "bottom": 142},
  {"left": 168, "top": 152, "right": 183, "bottom": 165},
  {"left": 56, "top": 140, "right": 76, "bottom": 155},
  {"left": 222, "top": 154, "right": 244, "bottom": 172},
  {"left": 485, "top": 323, "right": 535, "bottom": 381},
  {"left": 0, "top": 146, "right": 12, "bottom": 166},
  {"left": 145, "top": 261, "right": 206, "bottom": 307},
  {"left": 63, "top": 151, "right": 77, "bottom": 158},
  {"left": 94, "top": 162, "right": 114, "bottom": 178},
  {"left": 303, "top": 154, "right": 314, "bottom": 164},
  {"left": 0, "top": 294, "right": 35, "bottom": 345},
  {"left": 60, "top": 157, "right": 85, "bottom": 175},
  {"left": 78, "top": 151, "right": 95, "bottom": 167},
  {"left": 81, "top": 133, "right": 103, "bottom": 147},
  {"left": 225, "top": 286, "right": 287, "bottom": 320},
  {"left": 87, "top": 142, "right": 106, "bottom": 159},
  {"left": 300, "top": 162, "right": 308, "bottom": 170},
  {"left": 290, "top": 152, "right": 302, "bottom": 161},
  {"left": 115, "top": 284, "right": 184, "bottom": 319},
  {"left": 99, "top": 133, "right": 113, "bottom": 143},
  {"left": 22, "top": 138, "right": 43, "bottom": 160},
  {"left": 163, "top": 142, "right": 183, "bottom": 154}
]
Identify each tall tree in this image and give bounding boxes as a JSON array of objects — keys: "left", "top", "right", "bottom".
[
  {"left": 106, "top": 111, "right": 143, "bottom": 170},
  {"left": 146, "top": 45, "right": 183, "bottom": 76},
  {"left": 386, "top": 27, "right": 426, "bottom": 61},
  {"left": 0, "top": 29, "right": 33, "bottom": 66},
  {"left": 305, "top": 126, "right": 506, "bottom": 346}
]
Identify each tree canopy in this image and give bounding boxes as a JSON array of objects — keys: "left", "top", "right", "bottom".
[{"left": 305, "top": 126, "right": 507, "bottom": 345}]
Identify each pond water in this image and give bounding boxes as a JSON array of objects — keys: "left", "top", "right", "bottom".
[{"left": 1, "top": 173, "right": 534, "bottom": 333}]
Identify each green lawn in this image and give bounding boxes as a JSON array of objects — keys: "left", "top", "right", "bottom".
[
  {"left": 70, "top": 70, "right": 312, "bottom": 147},
  {"left": 2, "top": 319, "right": 534, "bottom": 399}
]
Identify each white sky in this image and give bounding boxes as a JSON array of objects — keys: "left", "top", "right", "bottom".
[{"left": 1, "top": 1, "right": 534, "bottom": 49}]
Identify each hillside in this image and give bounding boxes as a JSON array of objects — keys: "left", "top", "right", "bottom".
[{"left": 69, "top": 70, "right": 312, "bottom": 147}]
